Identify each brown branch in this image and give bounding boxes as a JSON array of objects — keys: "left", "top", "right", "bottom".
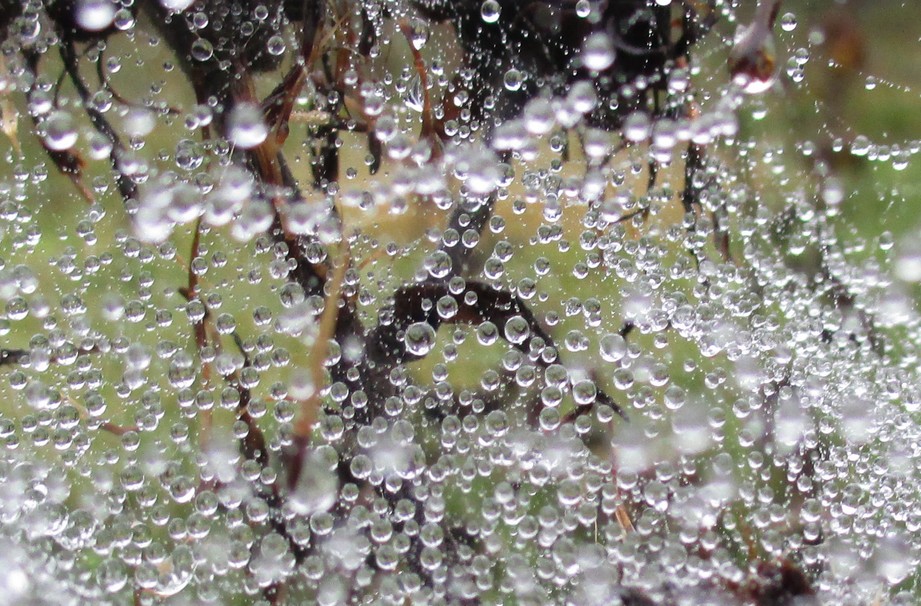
[
  {"left": 21, "top": 51, "right": 95, "bottom": 204},
  {"left": 263, "top": 65, "right": 309, "bottom": 145},
  {"left": 292, "top": 242, "right": 350, "bottom": 440},
  {"left": 57, "top": 39, "right": 137, "bottom": 204},
  {"left": 180, "top": 218, "right": 215, "bottom": 446},
  {"left": 95, "top": 47, "right": 181, "bottom": 115},
  {"left": 398, "top": 19, "right": 438, "bottom": 144},
  {"left": 0, "top": 348, "right": 27, "bottom": 367}
]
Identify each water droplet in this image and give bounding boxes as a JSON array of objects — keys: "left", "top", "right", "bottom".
[
  {"left": 480, "top": 0, "right": 501, "bottom": 24},
  {"left": 42, "top": 111, "right": 78, "bottom": 151},
  {"left": 503, "top": 315, "right": 530, "bottom": 344},
  {"left": 728, "top": 24, "right": 778, "bottom": 94},
  {"left": 581, "top": 33, "right": 615, "bottom": 72},
  {"left": 623, "top": 112, "right": 651, "bottom": 142},
  {"left": 404, "top": 322, "right": 436, "bottom": 356},
  {"left": 191, "top": 38, "right": 214, "bottom": 62},
  {"left": 599, "top": 333, "right": 626, "bottom": 362},
  {"left": 227, "top": 102, "right": 267, "bottom": 149},
  {"left": 267, "top": 35, "right": 286, "bottom": 56},
  {"left": 159, "top": 0, "right": 194, "bottom": 11},
  {"left": 780, "top": 12, "right": 797, "bottom": 32},
  {"left": 75, "top": 0, "right": 116, "bottom": 32},
  {"left": 503, "top": 68, "right": 523, "bottom": 92}
]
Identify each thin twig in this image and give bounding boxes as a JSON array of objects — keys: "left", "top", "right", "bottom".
[{"left": 293, "top": 242, "right": 350, "bottom": 439}]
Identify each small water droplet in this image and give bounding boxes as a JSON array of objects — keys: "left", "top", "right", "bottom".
[{"left": 780, "top": 12, "right": 797, "bottom": 32}]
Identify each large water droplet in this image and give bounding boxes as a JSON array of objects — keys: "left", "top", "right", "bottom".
[
  {"left": 227, "top": 102, "right": 267, "bottom": 149},
  {"left": 404, "top": 322, "right": 436, "bottom": 356}
]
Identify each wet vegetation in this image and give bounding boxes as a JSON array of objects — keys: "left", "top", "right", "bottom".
[{"left": 0, "top": 0, "right": 919, "bottom": 604}]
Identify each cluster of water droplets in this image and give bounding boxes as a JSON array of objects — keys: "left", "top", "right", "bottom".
[{"left": 0, "top": 0, "right": 919, "bottom": 604}]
